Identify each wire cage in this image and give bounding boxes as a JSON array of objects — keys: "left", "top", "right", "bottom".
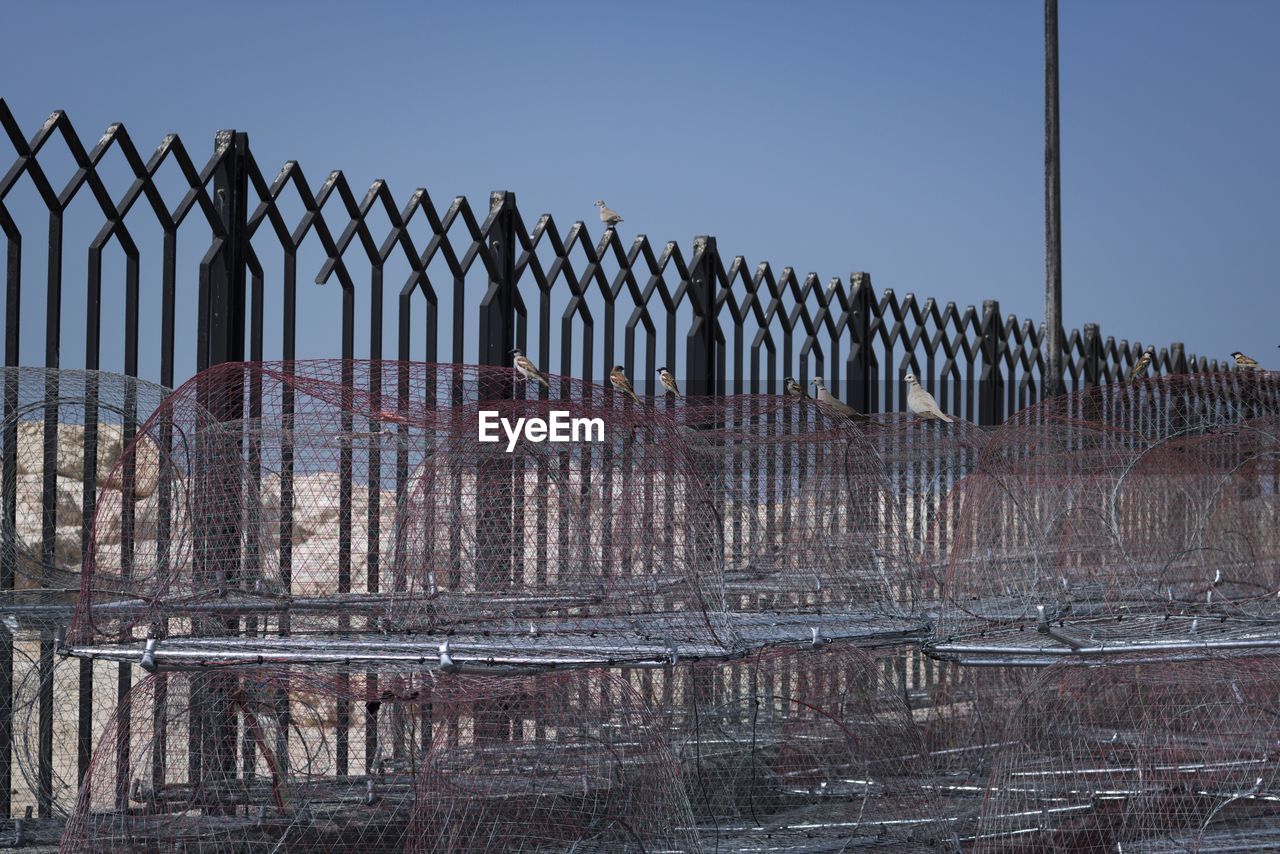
[
  {"left": 59, "top": 666, "right": 697, "bottom": 853},
  {"left": 971, "top": 653, "right": 1280, "bottom": 852},
  {"left": 65, "top": 360, "right": 932, "bottom": 672},
  {"left": 926, "top": 374, "right": 1280, "bottom": 665},
  {"left": 0, "top": 367, "right": 169, "bottom": 613},
  {"left": 657, "top": 644, "right": 957, "bottom": 851}
]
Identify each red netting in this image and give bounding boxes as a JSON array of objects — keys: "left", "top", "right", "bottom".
[
  {"left": 927, "top": 374, "right": 1280, "bottom": 661},
  {"left": 69, "top": 360, "right": 932, "bottom": 670},
  {"left": 972, "top": 654, "right": 1280, "bottom": 851}
]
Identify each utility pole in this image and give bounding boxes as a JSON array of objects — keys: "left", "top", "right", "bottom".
[{"left": 1044, "top": 0, "right": 1064, "bottom": 398}]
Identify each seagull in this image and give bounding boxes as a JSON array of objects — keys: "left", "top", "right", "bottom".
[
  {"left": 609, "top": 365, "right": 640, "bottom": 402},
  {"left": 1231, "top": 351, "right": 1261, "bottom": 371},
  {"left": 595, "top": 200, "right": 623, "bottom": 228},
  {"left": 656, "top": 367, "right": 682, "bottom": 397},
  {"left": 1127, "top": 348, "right": 1154, "bottom": 382},
  {"left": 511, "top": 348, "right": 548, "bottom": 387},
  {"left": 810, "top": 377, "right": 868, "bottom": 421},
  {"left": 784, "top": 377, "right": 808, "bottom": 399},
  {"left": 904, "top": 373, "right": 953, "bottom": 422}
]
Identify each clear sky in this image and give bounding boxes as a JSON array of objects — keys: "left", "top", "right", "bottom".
[{"left": 1, "top": 0, "right": 1276, "bottom": 382}]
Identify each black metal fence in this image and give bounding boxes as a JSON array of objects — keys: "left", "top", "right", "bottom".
[{"left": 0, "top": 98, "right": 1231, "bottom": 825}]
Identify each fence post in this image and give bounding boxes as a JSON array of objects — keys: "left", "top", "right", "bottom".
[
  {"left": 192, "top": 129, "right": 250, "bottom": 813},
  {"left": 478, "top": 191, "right": 517, "bottom": 368},
  {"left": 476, "top": 191, "right": 516, "bottom": 592},
  {"left": 1082, "top": 323, "right": 1103, "bottom": 387},
  {"left": 200, "top": 130, "right": 249, "bottom": 371},
  {"left": 979, "top": 300, "right": 1004, "bottom": 425},
  {"left": 687, "top": 236, "right": 720, "bottom": 397},
  {"left": 848, "top": 272, "right": 876, "bottom": 414},
  {"left": 1169, "top": 342, "right": 1188, "bottom": 375}
]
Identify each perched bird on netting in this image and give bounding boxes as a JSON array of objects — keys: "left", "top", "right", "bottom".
[
  {"left": 656, "top": 367, "right": 683, "bottom": 398},
  {"left": 1127, "top": 348, "right": 1154, "bottom": 382},
  {"left": 595, "top": 200, "right": 623, "bottom": 228},
  {"left": 1231, "top": 351, "right": 1261, "bottom": 371},
  {"left": 609, "top": 365, "right": 640, "bottom": 402},
  {"left": 510, "top": 348, "right": 548, "bottom": 387},
  {"left": 784, "top": 376, "right": 808, "bottom": 399},
  {"left": 810, "top": 377, "right": 869, "bottom": 421},
  {"left": 904, "top": 373, "right": 953, "bottom": 422}
]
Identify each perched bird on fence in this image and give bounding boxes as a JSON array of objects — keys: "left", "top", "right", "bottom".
[
  {"left": 904, "top": 373, "right": 953, "bottom": 422},
  {"left": 656, "top": 367, "right": 683, "bottom": 397},
  {"left": 510, "top": 349, "right": 549, "bottom": 387},
  {"left": 1231, "top": 351, "right": 1261, "bottom": 371},
  {"left": 784, "top": 377, "right": 808, "bottom": 399},
  {"left": 609, "top": 365, "right": 640, "bottom": 402},
  {"left": 1127, "top": 348, "right": 1154, "bottom": 382},
  {"left": 810, "top": 377, "right": 869, "bottom": 421},
  {"left": 595, "top": 200, "right": 623, "bottom": 228}
]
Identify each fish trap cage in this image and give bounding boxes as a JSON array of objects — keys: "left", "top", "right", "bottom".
[
  {"left": 925, "top": 374, "right": 1280, "bottom": 665},
  {"left": 0, "top": 367, "right": 169, "bottom": 614},
  {"left": 59, "top": 666, "right": 696, "bottom": 853},
  {"left": 64, "top": 360, "right": 928, "bottom": 672},
  {"left": 971, "top": 653, "right": 1280, "bottom": 852}
]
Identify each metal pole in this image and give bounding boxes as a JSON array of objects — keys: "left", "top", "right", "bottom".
[{"left": 1044, "top": 0, "right": 1064, "bottom": 399}]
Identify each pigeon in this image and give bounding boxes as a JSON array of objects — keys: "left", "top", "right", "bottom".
[
  {"left": 595, "top": 200, "right": 623, "bottom": 227},
  {"left": 657, "top": 367, "right": 683, "bottom": 397},
  {"left": 1127, "top": 348, "right": 1153, "bottom": 382},
  {"left": 784, "top": 377, "right": 808, "bottom": 399},
  {"left": 810, "top": 377, "right": 869, "bottom": 421},
  {"left": 609, "top": 365, "right": 640, "bottom": 402},
  {"left": 511, "top": 348, "right": 548, "bottom": 387},
  {"left": 1231, "top": 351, "right": 1261, "bottom": 371},
  {"left": 904, "top": 373, "right": 953, "bottom": 422}
]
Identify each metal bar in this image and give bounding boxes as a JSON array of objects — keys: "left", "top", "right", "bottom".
[{"left": 1044, "top": 0, "right": 1064, "bottom": 399}]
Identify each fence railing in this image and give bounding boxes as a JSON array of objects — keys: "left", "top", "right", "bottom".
[{"left": 0, "top": 98, "right": 1234, "bottom": 824}]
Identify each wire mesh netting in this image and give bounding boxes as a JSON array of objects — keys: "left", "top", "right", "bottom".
[
  {"left": 67, "top": 360, "right": 931, "bottom": 671},
  {"left": 926, "top": 374, "right": 1280, "bottom": 664},
  {"left": 971, "top": 653, "right": 1280, "bottom": 852},
  {"left": 60, "top": 666, "right": 697, "bottom": 853},
  {"left": 1, "top": 367, "right": 170, "bottom": 610}
]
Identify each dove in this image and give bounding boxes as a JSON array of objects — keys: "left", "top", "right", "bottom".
[
  {"left": 595, "top": 200, "right": 623, "bottom": 227},
  {"left": 784, "top": 377, "right": 808, "bottom": 399},
  {"left": 609, "top": 365, "right": 640, "bottom": 402},
  {"left": 1231, "top": 351, "right": 1260, "bottom": 371},
  {"left": 810, "top": 377, "right": 869, "bottom": 421},
  {"left": 511, "top": 348, "right": 548, "bottom": 387},
  {"left": 656, "top": 367, "right": 682, "bottom": 397},
  {"left": 1127, "top": 348, "right": 1153, "bottom": 382},
  {"left": 904, "top": 373, "right": 953, "bottom": 422}
]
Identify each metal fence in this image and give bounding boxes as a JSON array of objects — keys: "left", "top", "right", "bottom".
[{"left": 0, "top": 98, "right": 1232, "bottom": 827}]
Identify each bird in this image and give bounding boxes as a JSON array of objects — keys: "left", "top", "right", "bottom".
[
  {"left": 810, "top": 377, "right": 868, "bottom": 421},
  {"left": 904, "top": 373, "right": 953, "bottom": 422},
  {"left": 784, "top": 377, "right": 808, "bottom": 399},
  {"left": 656, "top": 367, "right": 682, "bottom": 397},
  {"left": 511, "top": 348, "right": 548, "bottom": 387},
  {"left": 1231, "top": 351, "right": 1261, "bottom": 371},
  {"left": 595, "top": 200, "right": 623, "bottom": 228},
  {"left": 1127, "top": 348, "right": 1154, "bottom": 382},
  {"left": 609, "top": 365, "right": 640, "bottom": 402}
]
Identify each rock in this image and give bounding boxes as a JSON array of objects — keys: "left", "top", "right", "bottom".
[{"left": 15, "top": 420, "right": 163, "bottom": 499}]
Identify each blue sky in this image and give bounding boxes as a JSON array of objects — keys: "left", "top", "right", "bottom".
[{"left": 1, "top": 0, "right": 1276, "bottom": 384}]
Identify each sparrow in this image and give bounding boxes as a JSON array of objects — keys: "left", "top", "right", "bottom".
[
  {"left": 784, "top": 377, "right": 808, "bottom": 399},
  {"left": 511, "top": 348, "right": 548, "bottom": 387},
  {"left": 904, "top": 373, "right": 953, "bottom": 422},
  {"left": 1231, "top": 351, "right": 1260, "bottom": 371},
  {"left": 1127, "top": 348, "right": 1153, "bottom": 382},
  {"left": 656, "top": 367, "right": 682, "bottom": 397},
  {"left": 609, "top": 365, "right": 640, "bottom": 402},
  {"left": 595, "top": 200, "right": 623, "bottom": 227},
  {"left": 810, "top": 377, "right": 868, "bottom": 421}
]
